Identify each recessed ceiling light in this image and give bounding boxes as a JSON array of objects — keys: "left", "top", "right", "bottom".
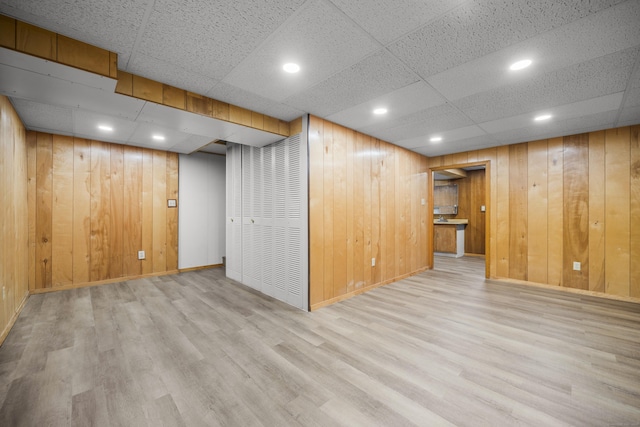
[
  {"left": 152, "top": 134, "right": 166, "bottom": 141},
  {"left": 373, "top": 108, "right": 387, "bottom": 115},
  {"left": 430, "top": 136, "right": 443, "bottom": 143},
  {"left": 534, "top": 114, "right": 552, "bottom": 121},
  {"left": 283, "top": 63, "right": 300, "bottom": 73},
  {"left": 97, "top": 125, "right": 113, "bottom": 131},
  {"left": 509, "top": 59, "right": 532, "bottom": 71}
]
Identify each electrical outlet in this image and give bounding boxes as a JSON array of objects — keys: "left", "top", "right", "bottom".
[
  {"left": 421, "top": 198, "right": 426, "bottom": 206},
  {"left": 138, "top": 250, "right": 146, "bottom": 260},
  {"left": 2, "top": 286, "right": 5, "bottom": 301},
  {"left": 371, "top": 258, "right": 376, "bottom": 267},
  {"left": 480, "top": 205, "right": 486, "bottom": 212},
  {"left": 573, "top": 261, "right": 581, "bottom": 271}
]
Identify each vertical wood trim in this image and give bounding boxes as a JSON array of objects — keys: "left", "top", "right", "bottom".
[
  {"left": 345, "top": 129, "right": 355, "bottom": 293},
  {"left": 371, "top": 139, "right": 381, "bottom": 284},
  {"left": 89, "top": 140, "right": 110, "bottom": 282},
  {"left": 109, "top": 144, "right": 124, "bottom": 278},
  {"left": 547, "top": 137, "right": 564, "bottom": 286},
  {"left": 26, "top": 132, "right": 37, "bottom": 291},
  {"left": 604, "top": 127, "right": 630, "bottom": 296},
  {"left": 152, "top": 151, "right": 167, "bottom": 273},
  {"left": 35, "top": 133, "right": 53, "bottom": 288},
  {"left": 363, "top": 135, "right": 373, "bottom": 288},
  {"left": 72, "top": 138, "right": 91, "bottom": 284},
  {"left": 51, "top": 135, "right": 74, "bottom": 287},
  {"left": 509, "top": 143, "right": 528, "bottom": 280},
  {"left": 333, "top": 125, "right": 347, "bottom": 297},
  {"left": 527, "top": 140, "right": 548, "bottom": 284},
  {"left": 354, "top": 132, "right": 365, "bottom": 289},
  {"left": 588, "top": 131, "right": 606, "bottom": 293},
  {"left": 141, "top": 149, "right": 154, "bottom": 275},
  {"left": 166, "top": 153, "right": 179, "bottom": 271},
  {"left": 123, "top": 146, "right": 142, "bottom": 277},
  {"left": 630, "top": 125, "right": 640, "bottom": 297},
  {"left": 562, "top": 134, "right": 589, "bottom": 289},
  {"left": 309, "top": 117, "right": 324, "bottom": 305},
  {"left": 496, "top": 146, "right": 510, "bottom": 277}
]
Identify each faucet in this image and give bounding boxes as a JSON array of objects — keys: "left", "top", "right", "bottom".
[{"left": 438, "top": 215, "right": 447, "bottom": 222}]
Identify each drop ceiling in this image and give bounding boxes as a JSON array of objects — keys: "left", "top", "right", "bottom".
[{"left": 0, "top": 0, "right": 639, "bottom": 156}]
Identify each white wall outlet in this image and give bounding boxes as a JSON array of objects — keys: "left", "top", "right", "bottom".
[
  {"left": 2, "top": 286, "right": 5, "bottom": 301},
  {"left": 573, "top": 261, "right": 581, "bottom": 271},
  {"left": 371, "top": 258, "right": 376, "bottom": 267},
  {"left": 480, "top": 205, "right": 486, "bottom": 212},
  {"left": 138, "top": 250, "right": 146, "bottom": 260},
  {"left": 167, "top": 199, "right": 177, "bottom": 208},
  {"left": 421, "top": 198, "right": 426, "bottom": 206}
]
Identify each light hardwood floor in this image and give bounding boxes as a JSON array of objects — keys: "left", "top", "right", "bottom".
[{"left": 1, "top": 258, "right": 639, "bottom": 426}]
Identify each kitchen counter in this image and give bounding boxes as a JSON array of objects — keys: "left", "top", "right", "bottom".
[{"left": 434, "top": 219, "right": 467, "bottom": 257}]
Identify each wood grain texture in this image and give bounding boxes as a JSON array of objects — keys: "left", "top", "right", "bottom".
[
  {"left": 132, "top": 75, "right": 163, "bottom": 104},
  {"left": 51, "top": 135, "right": 74, "bottom": 287},
  {"left": 115, "top": 70, "right": 133, "bottom": 96},
  {"left": 73, "top": 139, "right": 91, "bottom": 283},
  {"left": 36, "top": 133, "right": 53, "bottom": 288},
  {"left": 3, "top": 261, "right": 639, "bottom": 425},
  {"left": 90, "top": 140, "right": 111, "bottom": 282},
  {"left": 496, "top": 146, "right": 510, "bottom": 277},
  {"left": 152, "top": 151, "right": 167, "bottom": 273},
  {"left": 588, "top": 131, "right": 605, "bottom": 293},
  {"left": 547, "top": 137, "right": 564, "bottom": 286},
  {"left": 308, "top": 116, "right": 429, "bottom": 309},
  {"left": 16, "top": 21, "right": 56, "bottom": 60},
  {"left": 166, "top": 153, "right": 179, "bottom": 271},
  {"left": 604, "top": 127, "right": 630, "bottom": 297},
  {"left": 0, "top": 95, "right": 29, "bottom": 345},
  {"left": 563, "top": 134, "right": 589, "bottom": 289},
  {"left": 26, "top": 132, "right": 178, "bottom": 291},
  {"left": 509, "top": 143, "right": 528, "bottom": 281},
  {"left": 630, "top": 126, "right": 640, "bottom": 298},
  {"left": 162, "top": 85, "right": 186, "bottom": 110},
  {"left": 527, "top": 140, "right": 548, "bottom": 284},
  {"left": 57, "top": 35, "right": 111, "bottom": 77},
  {"left": 434, "top": 224, "right": 457, "bottom": 253},
  {"left": 0, "top": 15, "right": 16, "bottom": 49}
]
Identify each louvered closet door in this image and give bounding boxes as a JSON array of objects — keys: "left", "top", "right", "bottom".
[
  {"left": 225, "top": 143, "right": 242, "bottom": 282},
  {"left": 242, "top": 145, "right": 261, "bottom": 290},
  {"left": 261, "top": 145, "right": 275, "bottom": 298}
]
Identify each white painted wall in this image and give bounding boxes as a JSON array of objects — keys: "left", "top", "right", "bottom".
[{"left": 178, "top": 152, "right": 226, "bottom": 270}]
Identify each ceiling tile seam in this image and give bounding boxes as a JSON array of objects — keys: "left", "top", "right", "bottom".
[
  {"left": 613, "top": 47, "right": 640, "bottom": 127},
  {"left": 123, "top": 0, "right": 157, "bottom": 70},
  {"left": 324, "top": 0, "right": 385, "bottom": 49}
]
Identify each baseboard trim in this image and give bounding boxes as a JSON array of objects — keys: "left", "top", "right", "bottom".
[
  {"left": 489, "top": 277, "right": 640, "bottom": 305},
  {"left": 30, "top": 270, "right": 180, "bottom": 295},
  {"left": 0, "top": 291, "right": 30, "bottom": 346},
  {"left": 178, "top": 264, "right": 223, "bottom": 273},
  {"left": 310, "top": 267, "right": 429, "bottom": 311}
]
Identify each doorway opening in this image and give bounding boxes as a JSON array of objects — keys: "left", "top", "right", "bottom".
[{"left": 429, "top": 162, "right": 489, "bottom": 279}]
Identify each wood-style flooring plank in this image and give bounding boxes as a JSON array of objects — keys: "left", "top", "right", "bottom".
[{"left": 1, "top": 258, "right": 639, "bottom": 426}]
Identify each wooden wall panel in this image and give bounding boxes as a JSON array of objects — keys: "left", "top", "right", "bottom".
[
  {"left": 73, "top": 139, "right": 91, "bottom": 283},
  {"left": 51, "top": 135, "right": 74, "bottom": 287},
  {"left": 427, "top": 125, "right": 639, "bottom": 301},
  {"left": 604, "top": 127, "right": 630, "bottom": 296},
  {"left": 630, "top": 126, "right": 640, "bottom": 298},
  {"left": 547, "top": 137, "right": 564, "bottom": 286},
  {"left": 57, "top": 35, "right": 111, "bottom": 76},
  {"left": 35, "top": 133, "right": 53, "bottom": 288},
  {"left": 0, "top": 95, "right": 29, "bottom": 344},
  {"left": 308, "top": 116, "right": 429, "bottom": 309},
  {"left": 26, "top": 132, "right": 179, "bottom": 291},
  {"left": 588, "top": 131, "right": 605, "bottom": 293},
  {"left": 16, "top": 21, "right": 56, "bottom": 60},
  {"left": 527, "top": 140, "right": 548, "bottom": 283},
  {"left": 563, "top": 134, "right": 589, "bottom": 289}
]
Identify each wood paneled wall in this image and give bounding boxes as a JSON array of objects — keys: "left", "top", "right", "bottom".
[
  {"left": 0, "top": 96, "right": 29, "bottom": 344},
  {"left": 26, "top": 132, "right": 179, "bottom": 292},
  {"left": 309, "top": 116, "right": 429, "bottom": 309},
  {"left": 428, "top": 125, "right": 640, "bottom": 298},
  {"left": 434, "top": 169, "right": 486, "bottom": 255}
]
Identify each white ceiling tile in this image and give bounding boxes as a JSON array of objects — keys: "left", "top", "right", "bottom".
[
  {"left": 284, "top": 49, "right": 420, "bottom": 117},
  {"left": 126, "top": 53, "right": 219, "bottom": 95},
  {"left": 198, "top": 143, "right": 227, "bottom": 156},
  {"left": 223, "top": 0, "right": 381, "bottom": 102},
  {"left": 395, "top": 125, "right": 487, "bottom": 149},
  {"left": 454, "top": 47, "right": 637, "bottom": 123},
  {"left": 73, "top": 110, "right": 139, "bottom": 143},
  {"left": 206, "top": 81, "right": 305, "bottom": 121},
  {"left": 136, "top": 0, "right": 305, "bottom": 79},
  {"left": 10, "top": 98, "right": 74, "bottom": 134},
  {"left": 479, "top": 92, "right": 624, "bottom": 134},
  {"left": 388, "top": 0, "right": 628, "bottom": 78},
  {"left": 325, "top": 81, "right": 445, "bottom": 131},
  {"left": 168, "top": 135, "right": 215, "bottom": 154},
  {"left": 617, "top": 106, "right": 640, "bottom": 127},
  {"left": 329, "top": 0, "right": 468, "bottom": 45},
  {"left": 360, "top": 103, "right": 475, "bottom": 142},
  {"left": 414, "top": 135, "right": 500, "bottom": 157},
  {"left": 427, "top": 1, "right": 640, "bottom": 100}
]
